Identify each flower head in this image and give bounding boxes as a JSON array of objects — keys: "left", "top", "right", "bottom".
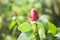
[{"left": 29, "top": 8, "right": 38, "bottom": 21}]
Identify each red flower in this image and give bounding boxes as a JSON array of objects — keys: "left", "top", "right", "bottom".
[{"left": 29, "top": 8, "right": 38, "bottom": 21}]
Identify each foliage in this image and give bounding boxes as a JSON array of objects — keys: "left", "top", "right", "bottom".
[
  {"left": 17, "top": 16, "right": 57, "bottom": 40},
  {"left": 0, "top": 0, "right": 60, "bottom": 40}
]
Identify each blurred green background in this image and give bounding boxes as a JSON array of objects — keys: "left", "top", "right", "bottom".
[{"left": 0, "top": 0, "right": 60, "bottom": 40}]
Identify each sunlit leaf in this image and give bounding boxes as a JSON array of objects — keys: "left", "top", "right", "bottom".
[
  {"left": 17, "top": 31, "right": 33, "bottom": 40},
  {"left": 55, "top": 32, "right": 60, "bottom": 37},
  {"left": 18, "top": 22, "right": 32, "bottom": 32},
  {"left": 48, "top": 22, "right": 56, "bottom": 35},
  {"left": 56, "top": 27, "right": 60, "bottom": 32},
  {"left": 9, "top": 20, "right": 16, "bottom": 30},
  {"left": 37, "top": 21, "right": 46, "bottom": 40},
  {"left": 39, "top": 15, "right": 48, "bottom": 23}
]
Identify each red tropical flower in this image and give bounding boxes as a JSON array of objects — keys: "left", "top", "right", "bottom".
[{"left": 29, "top": 8, "right": 38, "bottom": 21}]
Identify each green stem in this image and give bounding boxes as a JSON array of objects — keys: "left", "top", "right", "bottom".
[
  {"left": 12, "top": 25, "right": 17, "bottom": 36},
  {"left": 35, "top": 23, "right": 40, "bottom": 40},
  {"left": 32, "top": 23, "right": 40, "bottom": 40}
]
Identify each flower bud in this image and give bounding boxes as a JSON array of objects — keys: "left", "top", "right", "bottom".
[
  {"left": 29, "top": 8, "right": 38, "bottom": 21},
  {"left": 13, "top": 10, "right": 17, "bottom": 17},
  {"left": 12, "top": 10, "right": 17, "bottom": 20}
]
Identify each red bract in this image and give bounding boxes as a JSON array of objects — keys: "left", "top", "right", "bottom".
[
  {"left": 29, "top": 8, "right": 38, "bottom": 21},
  {"left": 14, "top": 10, "right": 17, "bottom": 17}
]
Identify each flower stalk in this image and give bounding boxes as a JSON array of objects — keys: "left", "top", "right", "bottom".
[{"left": 29, "top": 8, "right": 40, "bottom": 40}]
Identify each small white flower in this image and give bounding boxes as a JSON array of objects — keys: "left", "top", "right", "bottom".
[{"left": 12, "top": 16, "right": 16, "bottom": 20}]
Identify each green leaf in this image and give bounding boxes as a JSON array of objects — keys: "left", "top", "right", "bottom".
[
  {"left": 17, "top": 31, "right": 33, "bottom": 40},
  {"left": 37, "top": 21, "right": 46, "bottom": 40},
  {"left": 55, "top": 32, "right": 60, "bottom": 38},
  {"left": 48, "top": 22, "right": 56, "bottom": 35},
  {"left": 9, "top": 20, "right": 16, "bottom": 30},
  {"left": 18, "top": 22, "right": 32, "bottom": 32},
  {"left": 56, "top": 27, "right": 60, "bottom": 32}
]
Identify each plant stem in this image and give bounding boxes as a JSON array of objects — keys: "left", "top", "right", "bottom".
[
  {"left": 12, "top": 25, "right": 17, "bottom": 36},
  {"left": 33, "top": 23, "right": 40, "bottom": 40}
]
